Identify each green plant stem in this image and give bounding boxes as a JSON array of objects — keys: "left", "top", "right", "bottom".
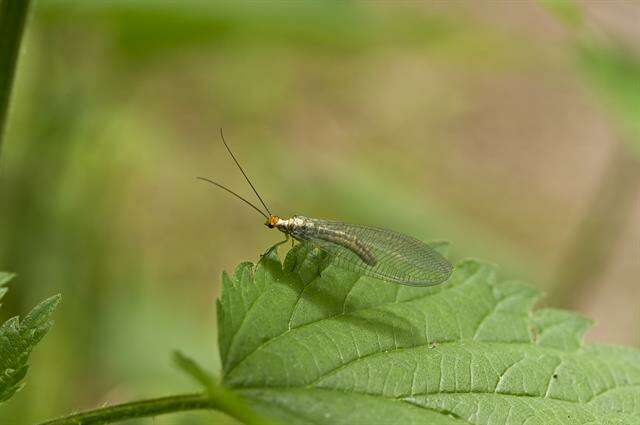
[
  {"left": 38, "top": 391, "right": 267, "bottom": 425},
  {"left": 0, "top": 0, "right": 31, "bottom": 153}
]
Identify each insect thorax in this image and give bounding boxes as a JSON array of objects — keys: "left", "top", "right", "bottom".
[{"left": 285, "top": 215, "right": 316, "bottom": 240}]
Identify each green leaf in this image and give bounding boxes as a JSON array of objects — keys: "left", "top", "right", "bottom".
[
  {"left": 0, "top": 273, "right": 61, "bottom": 403},
  {"left": 218, "top": 243, "right": 640, "bottom": 424}
]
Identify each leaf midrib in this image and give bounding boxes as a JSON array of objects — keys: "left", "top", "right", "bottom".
[
  {"left": 224, "top": 263, "right": 487, "bottom": 378},
  {"left": 238, "top": 384, "right": 639, "bottom": 413},
  {"left": 228, "top": 338, "right": 593, "bottom": 397}
]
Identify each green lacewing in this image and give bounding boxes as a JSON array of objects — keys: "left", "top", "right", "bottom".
[{"left": 198, "top": 130, "right": 452, "bottom": 286}]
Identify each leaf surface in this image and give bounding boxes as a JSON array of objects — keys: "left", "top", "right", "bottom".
[
  {"left": 0, "top": 272, "right": 60, "bottom": 402},
  {"left": 218, "top": 244, "right": 640, "bottom": 424}
]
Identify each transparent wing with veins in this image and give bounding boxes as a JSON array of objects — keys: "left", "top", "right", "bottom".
[{"left": 302, "top": 218, "right": 452, "bottom": 287}]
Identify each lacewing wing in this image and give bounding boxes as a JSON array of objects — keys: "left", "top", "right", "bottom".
[{"left": 273, "top": 215, "right": 451, "bottom": 286}]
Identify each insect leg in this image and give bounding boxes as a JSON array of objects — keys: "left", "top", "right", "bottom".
[
  {"left": 261, "top": 233, "right": 290, "bottom": 259},
  {"left": 274, "top": 233, "right": 290, "bottom": 249}
]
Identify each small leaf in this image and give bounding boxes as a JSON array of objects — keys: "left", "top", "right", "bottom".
[
  {"left": 0, "top": 273, "right": 61, "bottom": 403},
  {"left": 218, "top": 242, "right": 640, "bottom": 424}
]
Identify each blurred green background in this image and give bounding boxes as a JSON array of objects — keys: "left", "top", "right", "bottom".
[{"left": 1, "top": 1, "right": 639, "bottom": 424}]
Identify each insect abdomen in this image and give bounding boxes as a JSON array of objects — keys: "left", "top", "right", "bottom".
[{"left": 316, "top": 228, "right": 377, "bottom": 266}]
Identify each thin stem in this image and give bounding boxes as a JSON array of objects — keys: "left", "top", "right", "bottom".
[
  {"left": 0, "top": 0, "right": 31, "bottom": 154},
  {"left": 551, "top": 140, "right": 640, "bottom": 308},
  {"left": 38, "top": 391, "right": 269, "bottom": 425}
]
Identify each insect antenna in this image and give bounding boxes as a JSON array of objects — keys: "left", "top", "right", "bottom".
[
  {"left": 196, "top": 177, "right": 268, "bottom": 219},
  {"left": 219, "top": 128, "right": 272, "bottom": 216}
]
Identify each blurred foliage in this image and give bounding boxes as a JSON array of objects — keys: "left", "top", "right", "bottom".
[
  {"left": 0, "top": 0, "right": 30, "bottom": 145},
  {"left": 540, "top": 0, "right": 640, "bottom": 313},
  {"left": 578, "top": 44, "right": 640, "bottom": 156},
  {"left": 0, "top": 1, "right": 638, "bottom": 424},
  {"left": 539, "top": 0, "right": 584, "bottom": 30},
  {"left": 542, "top": 0, "right": 640, "bottom": 155},
  {"left": 38, "top": 1, "right": 455, "bottom": 55}
]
